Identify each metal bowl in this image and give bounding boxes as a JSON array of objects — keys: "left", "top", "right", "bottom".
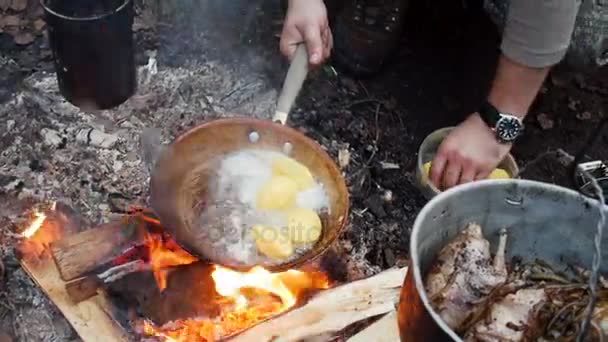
[
  {"left": 416, "top": 127, "right": 519, "bottom": 200},
  {"left": 398, "top": 179, "right": 608, "bottom": 341}
]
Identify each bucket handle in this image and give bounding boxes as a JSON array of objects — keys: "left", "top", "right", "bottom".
[{"left": 569, "top": 117, "right": 607, "bottom": 201}]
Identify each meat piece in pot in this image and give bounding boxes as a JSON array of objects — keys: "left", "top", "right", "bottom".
[
  {"left": 464, "top": 288, "right": 547, "bottom": 342},
  {"left": 425, "top": 223, "right": 509, "bottom": 331}
]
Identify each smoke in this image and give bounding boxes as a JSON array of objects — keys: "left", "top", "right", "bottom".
[{"left": 150, "top": 0, "right": 286, "bottom": 74}]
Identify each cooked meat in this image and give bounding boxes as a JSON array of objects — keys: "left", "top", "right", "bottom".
[
  {"left": 425, "top": 223, "right": 508, "bottom": 331},
  {"left": 464, "top": 288, "right": 547, "bottom": 342}
]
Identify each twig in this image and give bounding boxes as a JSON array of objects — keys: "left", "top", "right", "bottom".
[
  {"left": 343, "top": 99, "right": 382, "bottom": 109},
  {"left": 98, "top": 260, "right": 150, "bottom": 284}
]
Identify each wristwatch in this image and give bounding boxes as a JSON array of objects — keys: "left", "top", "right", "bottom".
[{"left": 478, "top": 101, "right": 524, "bottom": 144}]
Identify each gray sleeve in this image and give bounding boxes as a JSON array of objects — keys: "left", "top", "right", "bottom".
[{"left": 501, "top": 0, "right": 581, "bottom": 68}]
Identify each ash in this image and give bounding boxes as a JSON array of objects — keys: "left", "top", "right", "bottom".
[{"left": 199, "top": 149, "right": 330, "bottom": 267}]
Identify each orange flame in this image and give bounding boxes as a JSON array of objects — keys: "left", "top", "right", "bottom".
[
  {"left": 212, "top": 266, "right": 297, "bottom": 309},
  {"left": 22, "top": 210, "right": 47, "bottom": 238},
  {"left": 145, "top": 233, "right": 198, "bottom": 292},
  {"left": 143, "top": 265, "right": 330, "bottom": 341}
]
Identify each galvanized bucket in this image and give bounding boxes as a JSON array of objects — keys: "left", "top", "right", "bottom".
[{"left": 398, "top": 179, "right": 608, "bottom": 341}]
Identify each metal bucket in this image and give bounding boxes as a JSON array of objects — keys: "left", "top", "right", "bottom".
[
  {"left": 398, "top": 179, "right": 608, "bottom": 341},
  {"left": 42, "top": 0, "right": 136, "bottom": 110}
]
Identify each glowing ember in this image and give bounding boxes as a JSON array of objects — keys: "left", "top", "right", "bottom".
[
  {"left": 142, "top": 265, "right": 330, "bottom": 341},
  {"left": 145, "top": 233, "right": 198, "bottom": 291},
  {"left": 22, "top": 210, "right": 47, "bottom": 238}
]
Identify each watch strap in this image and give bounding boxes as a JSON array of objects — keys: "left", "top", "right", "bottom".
[{"left": 479, "top": 101, "right": 501, "bottom": 128}]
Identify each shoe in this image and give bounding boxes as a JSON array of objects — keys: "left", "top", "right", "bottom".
[{"left": 331, "top": 0, "right": 409, "bottom": 77}]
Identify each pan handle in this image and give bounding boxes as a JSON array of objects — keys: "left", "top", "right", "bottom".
[{"left": 273, "top": 43, "right": 310, "bottom": 125}]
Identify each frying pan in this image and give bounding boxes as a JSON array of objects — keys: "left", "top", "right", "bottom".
[{"left": 148, "top": 45, "right": 350, "bottom": 272}]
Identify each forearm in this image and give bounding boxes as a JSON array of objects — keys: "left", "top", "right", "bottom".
[
  {"left": 486, "top": 54, "right": 549, "bottom": 119},
  {"left": 488, "top": 0, "right": 580, "bottom": 120}
]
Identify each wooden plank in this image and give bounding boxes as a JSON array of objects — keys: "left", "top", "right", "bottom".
[
  {"left": 347, "top": 310, "right": 400, "bottom": 342},
  {"left": 228, "top": 267, "right": 408, "bottom": 342},
  {"left": 19, "top": 254, "right": 129, "bottom": 342}
]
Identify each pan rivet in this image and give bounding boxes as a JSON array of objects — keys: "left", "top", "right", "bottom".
[
  {"left": 249, "top": 131, "right": 260, "bottom": 143},
  {"left": 283, "top": 142, "right": 293, "bottom": 155}
]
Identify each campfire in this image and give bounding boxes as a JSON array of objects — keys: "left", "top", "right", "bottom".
[
  {"left": 125, "top": 214, "right": 331, "bottom": 341},
  {"left": 15, "top": 202, "right": 406, "bottom": 342}
]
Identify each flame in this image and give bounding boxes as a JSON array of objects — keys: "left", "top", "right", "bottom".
[
  {"left": 212, "top": 266, "right": 297, "bottom": 309},
  {"left": 145, "top": 232, "right": 198, "bottom": 292},
  {"left": 22, "top": 210, "right": 47, "bottom": 238},
  {"left": 143, "top": 265, "right": 330, "bottom": 341}
]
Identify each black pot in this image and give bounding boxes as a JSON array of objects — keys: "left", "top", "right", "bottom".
[{"left": 42, "top": 0, "right": 136, "bottom": 110}]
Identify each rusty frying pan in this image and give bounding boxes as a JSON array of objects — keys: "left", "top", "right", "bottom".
[{"left": 147, "top": 44, "right": 350, "bottom": 272}]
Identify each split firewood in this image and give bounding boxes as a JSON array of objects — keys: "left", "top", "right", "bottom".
[
  {"left": 65, "top": 260, "right": 152, "bottom": 303},
  {"left": 347, "top": 310, "right": 400, "bottom": 342},
  {"left": 50, "top": 216, "right": 148, "bottom": 281},
  {"left": 226, "top": 267, "right": 408, "bottom": 342}
]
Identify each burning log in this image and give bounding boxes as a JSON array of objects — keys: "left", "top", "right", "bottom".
[
  {"left": 50, "top": 215, "right": 150, "bottom": 281},
  {"left": 227, "top": 267, "right": 407, "bottom": 342},
  {"left": 108, "top": 262, "right": 226, "bottom": 325}
]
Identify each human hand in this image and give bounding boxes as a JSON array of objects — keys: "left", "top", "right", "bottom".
[
  {"left": 280, "top": 0, "right": 332, "bottom": 67},
  {"left": 429, "top": 113, "right": 513, "bottom": 190}
]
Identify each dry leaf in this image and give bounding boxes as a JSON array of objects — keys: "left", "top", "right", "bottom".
[
  {"left": 13, "top": 31, "right": 35, "bottom": 45},
  {"left": 576, "top": 111, "right": 592, "bottom": 121},
  {"left": 380, "top": 161, "right": 400, "bottom": 169},
  {"left": 0, "top": 0, "right": 10, "bottom": 11},
  {"left": 338, "top": 148, "right": 350, "bottom": 169},
  {"left": 0, "top": 15, "right": 21, "bottom": 28},
  {"left": 33, "top": 18, "right": 45, "bottom": 32},
  {"left": 536, "top": 113, "right": 554, "bottom": 130},
  {"left": 9, "top": 0, "right": 27, "bottom": 11}
]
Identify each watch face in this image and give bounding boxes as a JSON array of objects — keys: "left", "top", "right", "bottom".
[{"left": 496, "top": 115, "right": 523, "bottom": 142}]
